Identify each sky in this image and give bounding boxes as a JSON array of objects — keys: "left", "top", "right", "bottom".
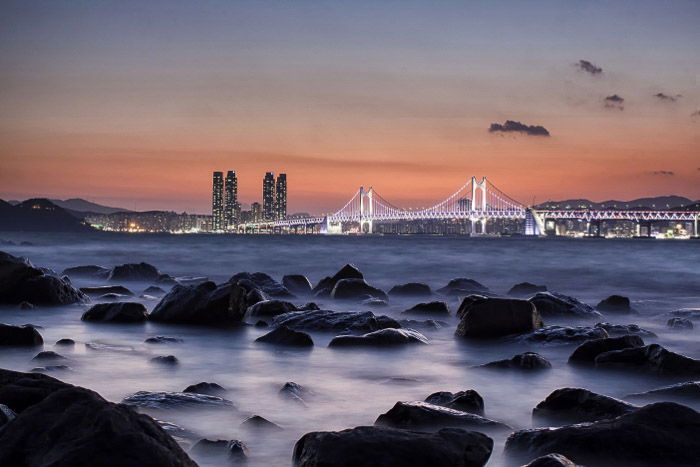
[{"left": 1, "top": 0, "right": 698, "bottom": 214}]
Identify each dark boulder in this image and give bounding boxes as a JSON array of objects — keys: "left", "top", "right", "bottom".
[
  {"left": 311, "top": 264, "right": 365, "bottom": 297},
  {"left": 282, "top": 274, "right": 313, "bottom": 295},
  {"left": 361, "top": 297, "right": 389, "bottom": 307},
  {"left": 247, "top": 299, "right": 297, "bottom": 318},
  {"left": 399, "top": 319, "right": 446, "bottom": 330},
  {"left": 293, "top": 425, "right": 493, "bottom": 467},
  {"left": 122, "top": 391, "right": 234, "bottom": 409},
  {"left": 0, "top": 324, "right": 43, "bottom": 346},
  {"left": 61, "top": 265, "right": 110, "bottom": 279},
  {"left": 190, "top": 439, "right": 248, "bottom": 463},
  {"left": 437, "top": 278, "right": 490, "bottom": 296},
  {"left": 150, "top": 355, "right": 178, "bottom": 365},
  {"left": 668, "top": 317, "right": 693, "bottom": 329},
  {"left": 331, "top": 278, "right": 388, "bottom": 301},
  {"left": 280, "top": 381, "right": 309, "bottom": 405},
  {"left": 403, "top": 301, "right": 449, "bottom": 315},
  {"left": 255, "top": 320, "right": 268, "bottom": 327},
  {"left": 183, "top": 382, "right": 226, "bottom": 396},
  {"left": 81, "top": 302, "right": 148, "bottom": 323},
  {"left": 505, "top": 402, "right": 700, "bottom": 466},
  {"left": 532, "top": 388, "right": 637, "bottom": 425},
  {"left": 456, "top": 294, "right": 490, "bottom": 319},
  {"left": 528, "top": 292, "right": 599, "bottom": 318},
  {"left": 142, "top": 285, "right": 167, "bottom": 296},
  {"left": 375, "top": 400, "right": 510, "bottom": 433},
  {"left": 626, "top": 381, "right": 700, "bottom": 403},
  {"left": 246, "top": 288, "right": 266, "bottom": 306},
  {"left": 594, "top": 322, "right": 656, "bottom": 337},
  {"left": 594, "top": 343, "right": 700, "bottom": 376},
  {"left": 145, "top": 336, "right": 183, "bottom": 344},
  {"left": 455, "top": 298, "right": 543, "bottom": 338},
  {"left": 229, "top": 272, "right": 292, "bottom": 297},
  {"left": 19, "top": 301, "right": 34, "bottom": 310},
  {"left": 389, "top": 282, "right": 432, "bottom": 297},
  {"left": 241, "top": 415, "right": 282, "bottom": 431},
  {"left": 256, "top": 325, "right": 313, "bottom": 347},
  {"left": 424, "top": 390, "right": 484, "bottom": 415},
  {"left": 108, "top": 262, "right": 161, "bottom": 282},
  {"left": 55, "top": 338, "right": 75, "bottom": 346},
  {"left": 569, "top": 335, "right": 645, "bottom": 364},
  {"left": 480, "top": 352, "right": 552, "bottom": 370},
  {"left": 508, "top": 282, "right": 547, "bottom": 297},
  {"left": 523, "top": 453, "right": 578, "bottom": 467},
  {"left": 32, "top": 351, "right": 66, "bottom": 360},
  {"left": 79, "top": 285, "right": 134, "bottom": 297},
  {"left": 329, "top": 328, "right": 428, "bottom": 347},
  {"left": 0, "top": 403, "right": 16, "bottom": 427},
  {"left": 273, "top": 309, "right": 399, "bottom": 333},
  {"left": 519, "top": 325, "right": 608, "bottom": 344},
  {"left": 149, "top": 281, "right": 247, "bottom": 325},
  {"left": 596, "top": 294, "right": 636, "bottom": 314}
]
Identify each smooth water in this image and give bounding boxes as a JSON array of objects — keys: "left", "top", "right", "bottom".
[{"left": 1, "top": 232, "right": 699, "bottom": 466}]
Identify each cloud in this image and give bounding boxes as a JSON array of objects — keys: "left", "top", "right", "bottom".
[
  {"left": 692, "top": 110, "right": 700, "bottom": 118},
  {"left": 576, "top": 60, "right": 603, "bottom": 75},
  {"left": 604, "top": 94, "right": 624, "bottom": 110},
  {"left": 654, "top": 92, "right": 681, "bottom": 102},
  {"left": 488, "top": 120, "right": 550, "bottom": 136},
  {"left": 651, "top": 170, "right": 675, "bottom": 176}
]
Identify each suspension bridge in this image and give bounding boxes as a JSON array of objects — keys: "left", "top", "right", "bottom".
[{"left": 238, "top": 176, "right": 700, "bottom": 236}]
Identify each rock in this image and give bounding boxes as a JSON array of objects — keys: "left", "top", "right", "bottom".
[
  {"left": 97, "top": 293, "right": 132, "bottom": 301},
  {"left": 528, "top": 292, "right": 600, "bottom": 317},
  {"left": 331, "top": 278, "right": 388, "bottom": 301},
  {"left": 256, "top": 325, "right": 313, "bottom": 347},
  {"left": 183, "top": 382, "right": 226, "bottom": 396},
  {"left": 505, "top": 402, "right": 700, "bottom": 466},
  {"left": 480, "top": 352, "right": 552, "bottom": 370},
  {"left": 280, "top": 381, "right": 308, "bottom": 405},
  {"left": 145, "top": 336, "right": 183, "bottom": 344},
  {"left": 85, "top": 342, "right": 134, "bottom": 353},
  {"left": 403, "top": 301, "right": 449, "bottom": 315},
  {"left": 568, "top": 335, "right": 645, "bottom": 364},
  {"left": 594, "top": 322, "right": 656, "bottom": 337},
  {"left": 229, "top": 272, "right": 292, "bottom": 297},
  {"left": 241, "top": 414, "right": 282, "bottom": 431},
  {"left": 299, "top": 302, "right": 320, "bottom": 311},
  {"left": 399, "top": 319, "right": 446, "bottom": 330},
  {"left": 143, "top": 285, "right": 167, "bottom": 296},
  {"left": 437, "top": 278, "right": 490, "bottom": 296},
  {"left": 455, "top": 298, "right": 543, "bottom": 338},
  {"left": 668, "top": 317, "right": 693, "bottom": 329},
  {"left": 626, "top": 381, "right": 700, "bottom": 402},
  {"left": 595, "top": 344, "right": 700, "bottom": 376},
  {"left": 282, "top": 274, "right": 313, "bottom": 295},
  {"left": 32, "top": 351, "right": 66, "bottom": 360},
  {"left": 669, "top": 308, "right": 700, "bottom": 320},
  {"left": 175, "top": 276, "right": 208, "bottom": 286},
  {"left": 122, "top": 391, "right": 234, "bottom": 409},
  {"left": 255, "top": 320, "right": 268, "bottom": 327},
  {"left": 79, "top": 285, "right": 134, "bottom": 297},
  {"left": 329, "top": 328, "right": 428, "bottom": 347},
  {"left": 532, "top": 388, "right": 637, "bottom": 425},
  {"left": 55, "top": 338, "right": 75, "bottom": 346},
  {"left": 293, "top": 425, "right": 493, "bottom": 467},
  {"left": 81, "top": 302, "right": 148, "bottom": 323},
  {"left": 455, "top": 294, "right": 490, "bottom": 319},
  {"left": 0, "top": 369, "right": 196, "bottom": 466},
  {"left": 519, "top": 325, "right": 608, "bottom": 344},
  {"left": 273, "top": 309, "right": 400, "bottom": 333},
  {"left": 247, "top": 299, "right": 297, "bottom": 318},
  {"left": 523, "top": 453, "right": 578, "bottom": 467},
  {"left": 150, "top": 355, "right": 178, "bottom": 365},
  {"left": 0, "top": 252, "right": 86, "bottom": 305},
  {"left": 360, "top": 297, "right": 388, "bottom": 307},
  {"left": 0, "top": 403, "right": 16, "bottom": 427},
  {"left": 61, "top": 265, "right": 111, "bottom": 279},
  {"left": 0, "top": 324, "right": 43, "bottom": 346},
  {"left": 507, "top": 282, "right": 547, "bottom": 297},
  {"left": 109, "top": 262, "right": 161, "bottom": 282},
  {"left": 190, "top": 439, "right": 248, "bottom": 463},
  {"left": 389, "top": 282, "right": 432, "bottom": 297},
  {"left": 424, "top": 390, "right": 484, "bottom": 415},
  {"left": 596, "top": 295, "right": 636, "bottom": 314},
  {"left": 311, "top": 264, "right": 365, "bottom": 297},
  {"left": 375, "top": 401, "right": 510, "bottom": 433},
  {"left": 149, "top": 281, "right": 247, "bottom": 325},
  {"left": 246, "top": 288, "right": 266, "bottom": 306},
  {"left": 18, "top": 301, "right": 34, "bottom": 310}
]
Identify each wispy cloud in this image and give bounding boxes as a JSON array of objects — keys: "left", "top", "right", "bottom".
[
  {"left": 575, "top": 60, "right": 602, "bottom": 75},
  {"left": 488, "top": 120, "right": 550, "bottom": 136},
  {"left": 651, "top": 170, "right": 674, "bottom": 176},
  {"left": 654, "top": 92, "right": 681, "bottom": 102},
  {"left": 604, "top": 94, "right": 624, "bottom": 110}
]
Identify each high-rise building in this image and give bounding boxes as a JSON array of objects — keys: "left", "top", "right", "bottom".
[
  {"left": 224, "top": 170, "right": 238, "bottom": 228},
  {"left": 212, "top": 171, "right": 224, "bottom": 230},
  {"left": 263, "top": 172, "right": 275, "bottom": 220},
  {"left": 275, "top": 173, "right": 287, "bottom": 220},
  {"left": 251, "top": 202, "right": 262, "bottom": 222}
]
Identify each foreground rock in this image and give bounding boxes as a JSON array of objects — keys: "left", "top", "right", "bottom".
[
  {"left": 183, "top": 382, "right": 226, "bottom": 396},
  {"left": 190, "top": 439, "right": 248, "bottom": 463},
  {"left": 0, "top": 368, "right": 196, "bottom": 466},
  {"left": 280, "top": 381, "right": 309, "bottom": 405},
  {"left": 594, "top": 322, "right": 656, "bottom": 337},
  {"left": 594, "top": 343, "right": 700, "bottom": 376},
  {"left": 389, "top": 282, "right": 432, "bottom": 297},
  {"left": 256, "top": 325, "right": 313, "bottom": 347},
  {"left": 519, "top": 325, "right": 608, "bottom": 344},
  {"left": 79, "top": 285, "right": 134, "bottom": 297},
  {"left": 122, "top": 391, "right": 234, "bottom": 409},
  {"left": 596, "top": 294, "right": 636, "bottom": 314},
  {"left": 230, "top": 271, "right": 292, "bottom": 297},
  {"left": 507, "top": 282, "right": 547, "bottom": 297},
  {"left": 282, "top": 274, "right": 313, "bottom": 295},
  {"left": 424, "top": 390, "right": 484, "bottom": 415},
  {"left": 311, "top": 264, "right": 364, "bottom": 297},
  {"left": 528, "top": 292, "right": 599, "bottom": 318},
  {"left": 81, "top": 302, "right": 148, "bottom": 323},
  {"left": 61, "top": 265, "right": 110, "bottom": 279},
  {"left": 375, "top": 401, "right": 510, "bottom": 433},
  {"left": 437, "top": 278, "right": 490, "bottom": 296},
  {"left": 247, "top": 299, "right": 297, "bottom": 319},
  {"left": 480, "top": 352, "right": 551, "bottom": 370},
  {"left": 145, "top": 336, "right": 183, "bottom": 344},
  {"left": 293, "top": 425, "right": 493, "bottom": 467},
  {"left": 241, "top": 415, "right": 283, "bottom": 431},
  {"left": 668, "top": 317, "right": 693, "bottom": 329},
  {"left": 273, "top": 309, "right": 399, "bottom": 333},
  {"left": 505, "top": 402, "right": 700, "bottom": 466},
  {"left": 0, "top": 251, "right": 86, "bottom": 306},
  {"left": 455, "top": 298, "right": 542, "bottom": 338},
  {"left": 149, "top": 281, "right": 246, "bottom": 325},
  {"left": 532, "top": 388, "right": 637, "bottom": 425},
  {"left": 0, "top": 324, "right": 43, "bottom": 346},
  {"left": 403, "top": 301, "right": 449, "bottom": 315},
  {"left": 523, "top": 453, "right": 578, "bottom": 467},
  {"left": 626, "top": 381, "right": 700, "bottom": 402},
  {"left": 329, "top": 328, "right": 428, "bottom": 347},
  {"left": 331, "top": 278, "right": 388, "bottom": 301},
  {"left": 568, "top": 335, "right": 644, "bottom": 364},
  {"left": 108, "top": 262, "right": 161, "bottom": 282}
]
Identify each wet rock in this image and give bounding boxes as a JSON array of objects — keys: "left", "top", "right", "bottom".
[
  {"left": 293, "top": 425, "right": 493, "bottom": 467},
  {"left": 145, "top": 336, "right": 183, "bottom": 344},
  {"left": 109, "top": 262, "right": 161, "bottom": 282},
  {"left": 149, "top": 281, "right": 247, "bottom": 325},
  {"left": 311, "top": 264, "right": 364, "bottom": 297},
  {"left": 456, "top": 298, "right": 543, "bottom": 338},
  {"left": 61, "top": 265, "right": 110, "bottom": 279},
  {"left": 596, "top": 294, "right": 636, "bottom": 314},
  {"left": 241, "top": 414, "right": 282, "bottom": 431},
  {"left": 32, "top": 350, "right": 66, "bottom": 360},
  {"left": 329, "top": 328, "right": 428, "bottom": 347},
  {"left": 331, "top": 278, "right": 388, "bottom": 301},
  {"left": 0, "top": 369, "right": 196, "bottom": 466},
  {"left": 273, "top": 309, "right": 399, "bottom": 333},
  {"left": 280, "top": 381, "right": 308, "bottom": 405},
  {"left": 532, "top": 388, "right": 637, "bottom": 425},
  {"left": 595, "top": 343, "right": 700, "bottom": 376},
  {"left": 81, "top": 302, "right": 148, "bottom": 323},
  {"left": 667, "top": 317, "right": 693, "bottom": 329},
  {"left": 0, "top": 324, "right": 43, "bottom": 346},
  {"left": 520, "top": 325, "right": 608, "bottom": 344},
  {"left": 523, "top": 453, "right": 578, "bottom": 467},
  {"left": 282, "top": 274, "right": 313, "bottom": 295},
  {"left": 403, "top": 301, "right": 449, "bottom": 315},
  {"left": 389, "top": 282, "right": 432, "bottom": 297},
  {"left": 247, "top": 299, "right": 297, "bottom": 319},
  {"left": 150, "top": 355, "right": 178, "bottom": 365},
  {"left": 508, "top": 282, "right": 547, "bottom": 297},
  {"left": 528, "top": 292, "right": 600, "bottom": 318},
  {"left": 0, "top": 252, "right": 87, "bottom": 305},
  {"left": 191, "top": 439, "right": 248, "bottom": 463},
  {"left": 55, "top": 338, "right": 75, "bottom": 346},
  {"left": 79, "top": 285, "right": 134, "bottom": 297},
  {"left": 0, "top": 403, "right": 16, "bottom": 427},
  {"left": 456, "top": 294, "right": 490, "bottom": 319},
  {"left": 505, "top": 402, "right": 700, "bottom": 466},
  {"left": 480, "top": 352, "right": 552, "bottom": 370},
  {"left": 122, "top": 391, "right": 234, "bottom": 409},
  {"left": 30, "top": 365, "right": 71, "bottom": 373},
  {"left": 437, "top": 278, "right": 490, "bottom": 296},
  {"left": 230, "top": 272, "right": 292, "bottom": 297},
  {"left": 594, "top": 322, "right": 656, "bottom": 337},
  {"left": 361, "top": 297, "right": 388, "bottom": 307},
  {"left": 399, "top": 319, "right": 446, "bottom": 330},
  {"left": 256, "top": 325, "right": 314, "bottom": 347},
  {"left": 245, "top": 288, "right": 266, "bottom": 306},
  {"left": 143, "top": 285, "right": 167, "bottom": 296},
  {"left": 183, "top": 382, "right": 226, "bottom": 396},
  {"left": 626, "top": 381, "right": 700, "bottom": 402},
  {"left": 375, "top": 400, "right": 510, "bottom": 433},
  {"left": 568, "top": 335, "right": 645, "bottom": 364},
  {"left": 424, "top": 390, "right": 484, "bottom": 415},
  {"left": 18, "top": 301, "right": 34, "bottom": 310},
  {"left": 255, "top": 320, "right": 268, "bottom": 327}
]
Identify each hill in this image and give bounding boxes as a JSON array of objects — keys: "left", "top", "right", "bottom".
[
  {"left": 536, "top": 195, "right": 695, "bottom": 210},
  {"left": 0, "top": 198, "right": 92, "bottom": 232},
  {"left": 50, "top": 198, "right": 131, "bottom": 215}
]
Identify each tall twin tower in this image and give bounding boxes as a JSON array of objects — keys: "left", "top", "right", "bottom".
[{"left": 212, "top": 171, "right": 286, "bottom": 230}]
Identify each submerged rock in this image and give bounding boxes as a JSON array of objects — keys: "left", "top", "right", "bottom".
[
  {"left": 0, "top": 324, "right": 43, "bottom": 346},
  {"left": 241, "top": 414, "right": 283, "bottom": 431},
  {"left": 532, "top": 388, "right": 637, "bottom": 425},
  {"left": 145, "top": 336, "right": 183, "bottom": 344},
  {"left": 79, "top": 285, "right": 134, "bottom": 297},
  {"left": 230, "top": 272, "right": 292, "bottom": 297},
  {"left": 183, "top": 382, "right": 226, "bottom": 396},
  {"left": 507, "top": 282, "right": 547, "bottom": 297},
  {"left": 311, "top": 264, "right": 364, "bottom": 297},
  {"left": 55, "top": 338, "right": 75, "bottom": 346},
  {"left": 293, "top": 425, "right": 493, "bottom": 467},
  {"left": 667, "top": 317, "right": 693, "bottom": 329},
  {"left": 594, "top": 343, "right": 700, "bottom": 376},
  {"left": 61, "top": 265, "right": 110, "bottom": 279},
  {"left": 150, "top": 355, "right": 178, "bottom": 365},
  {"left": 437, "top": 278, "right": 490, "bottom": 296},
  {"left": 361, "top": 297, "right": 389, "bottom": 307},
  {"left": 331, "top": 278, "right": 388, "bottom": 301},
  {"left": 282, "top": 274, "right": 313, "bottom": 295},
  {"left": 389, "top": 282, "right": 432, "bottom": 297},
  {"left": 247, "top": 299, "right": 297, "bottom": 318},
  {"left": 190, "top": 438, "right": 248, "bottom": 463},
  {"left": 142, "top": 285, "right": 167, "bottom": 296},
  {"left": 456, "top": 298, "right": 543, "bottom": 339},
  {"left": 528, "top": 292, "right": 599, "bottom": 318},
  {"left": 18, "top": 301, "right": 34, "bottom": 310},
  {"left": 568, "top": 335, "right": 645, "bottom": 364},
  {"left": 149, "top": 281, "right": 247, "bottom": 325},
  {"left": 403, "top": 301, "right": 449, "bottom": 315},
  {"left": 626, "top": 381, "right": 700, "bottom": 402},
  {"left": 480, "top": 352, "right": 552, "bottom": 370},
  {"left": 280, "top": 381, "right": 309, "bottom": 405},
  {"left": 596, "top": 295, "right": 636, "bottom": 314},
  {"left": 375, "top": 400, "right": 510, "bottom": 433},
  {"left": 329, "top": 328, "right": 428, "bottom": 347},
  {"left": 256, "top": 325, "right": 314, "bottom": 347},
  {"left": 272, "top": 309, "right": 399, "bottom": 333},
  {"left": 519, "top": 325, "right": 608, "bottom": 344},
  {"left": 81, "top": 302, "right": 148, "bottom": 323},
  {"left": 424, "top": 390, "right": 484, "bottom": 415},
  {"left": 32, "top": 351, "right": 66, "bottom": 360},
  {"left": 109, "top": 262, "right": 161, "bottom": 282},
  {"left": 122, "top": 391, "right": 234, "bottom": 409},
  {"left": 594, "top": 322, "right": 656, "bottom": 337}
]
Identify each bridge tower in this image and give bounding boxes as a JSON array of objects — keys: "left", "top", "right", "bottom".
[
  {"left": 471, "top": 176, "right": 488, "bottom": 234},
  {"left": 360, "top": 187, "right": 374, "bottom": 234}
]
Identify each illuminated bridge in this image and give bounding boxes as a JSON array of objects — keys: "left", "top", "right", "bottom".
[{"left": 238, "top": 176, "right": 700, "bottom": 236}]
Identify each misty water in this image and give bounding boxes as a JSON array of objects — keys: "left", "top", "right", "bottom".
[{"left": 1, "top": 232, "right": 699, "bottom": 466}]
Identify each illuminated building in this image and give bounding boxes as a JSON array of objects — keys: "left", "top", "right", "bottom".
[
  {"left": 263, "top": 172, "right": 275, "bottom": 220},
  {"left": 275, "top": 173, "right": 287, "bottom": 220},
  {"left": 251, "top": 202, "right": 262, "bottom": 222},
  {"left": 212, "top": 171, "right": 224, "bottom": 230},
  {"left": 224, "top": 170, "right": 239, "bottom": 228}
]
